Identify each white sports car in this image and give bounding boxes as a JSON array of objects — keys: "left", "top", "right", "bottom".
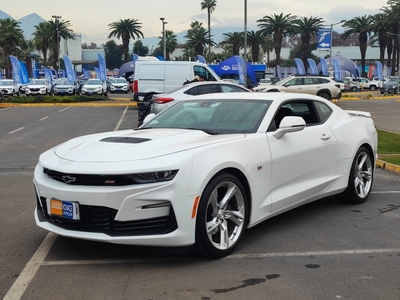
[{"left": 33, "top": 93, "right": 377, "bottom": 258}]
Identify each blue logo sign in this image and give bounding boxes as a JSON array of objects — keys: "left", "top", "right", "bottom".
[{"left": 318, "top": 29, "right": 331, "bottom": 50}]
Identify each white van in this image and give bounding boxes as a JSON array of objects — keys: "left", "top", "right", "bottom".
[{"left": 132, "top": 61, "right": 221, "bottom": 101}]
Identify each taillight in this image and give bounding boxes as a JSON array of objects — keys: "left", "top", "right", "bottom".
[
  {"left": 133, "top": 80, "right": 138, "bottom": 93},
  {"left": 154, "top": 97, "right": 174, "bottom": 104}
]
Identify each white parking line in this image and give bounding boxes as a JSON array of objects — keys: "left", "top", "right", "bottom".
[
  {"left": 39, "top": 116, "right": 49, "bottom": 121},
  {"left": 58, "top": 106, "right": 72, "bottom": 112},
  {"left": 3, "top": 233, "right": 57, "bottom": 300},
  {"left": 371, "top": 191, "right": 400, "bottom": 194},
  {"left": 8, "top": 127, "right": 24, "bottom": 134}
]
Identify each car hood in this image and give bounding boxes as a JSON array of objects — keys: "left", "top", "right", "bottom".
[
  {"left": 53, "top": 129, "right": 244, "bottom": 162},
  {"left": 55, "top": 84, "right": 75, "bottom": 88},
  {"left": 83, "top": 84, "right": 103, "bottom": 88}
]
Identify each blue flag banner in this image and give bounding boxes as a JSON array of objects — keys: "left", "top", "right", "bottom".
[
  {"left": 284, "top": 68, "right": 288, "bottom": 78},
  {"left": 97, "top": 53, "right": 107, "bottom": 82},
  {"left": 376, "top": 61, "right": 383, "bottom": 80},
  {"left": 43, "top": 67, "right": 53, "bottom": 86},
  {"left": 9, "top": 55, "right": 22, "bottom": 83},
  {"left": 307, "top": 58, "right": 318, "bottom": 75},
  {"left": 95, "top": 67, "right": 101, "bottom": 79},
  {"left": 294, "top": 58, "right": 306, "bottom": 75},
  {"left": 32, "top": 60, "right": 38, "bottom": 79},
  {"left": 320, "top": 58, "right": 328, "bottom": 76},
  {"left": 132, "top": 54, "right": 139, "bottom": 64},
  {"left": 0, "top": 72, "right": 2, "bottom": 79},
  {"left": 276, "top": 65, "right": 283, "bottom": 78},
  {"left": 63, "top": 55, "right": 76, "bottom": 82},
  {"left": 234, "top": 55, "right": 245, "bottom": 85},
  {"left": 332, "top": 58, "right": 341, "bottom": 81},
  {"left": 18, "top": 60, "right": 30, "bottom": 84},
  {"left": 197, "top": 55, "right": 206, "bottom": 63},
  {"left": 82, "top": 68, "right": 90, "bottom": 79}
]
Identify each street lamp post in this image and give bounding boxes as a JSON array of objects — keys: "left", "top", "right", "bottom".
[
  {"left": 160, "top": 18, "right": 167, "bottom": 60},
  {"left": 327, "top": 20, "right": 346, "bottom": 67},
  {"left": 52, "top": 15, "right": 62, "bottom": 78}
]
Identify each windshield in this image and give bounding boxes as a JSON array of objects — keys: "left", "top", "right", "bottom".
[
  {"left": 30, "top": 80, "right": 46, "bottom": 85},
  {"left": 114, "top": 78, "right": 127, "bottom": 83},
  {"left": 142, "top": 98, "right": 271, "bottom": 134},
  {"left": 55, "top": 79, "right": 71, "bottom": 85},
  {"left": 0, "top": 80, "right": 13, "bottom": 86},
  {"left": 86, "top": 80, "right": 102, "bottom": 85}
]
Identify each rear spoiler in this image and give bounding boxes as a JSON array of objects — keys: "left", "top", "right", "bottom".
[{"left": 345, "top": 110, "right": 371, "bottom": 118}]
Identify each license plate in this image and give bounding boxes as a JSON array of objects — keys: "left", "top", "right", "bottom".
[{"left": 48, "top": 198, "right": 80, "bottom": 220}]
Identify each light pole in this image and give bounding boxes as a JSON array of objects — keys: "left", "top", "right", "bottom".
[
  {"left": 326, "top": 20, "right": 346, "bottom": 67},
  {"left": 160, "top": 18, "right": 167, "bottom": 60},
  {"left": 52, "top": 15, "right": 62, "bottom": 78}
]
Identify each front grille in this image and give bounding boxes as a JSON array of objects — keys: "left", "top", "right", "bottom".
[
  {"left": 44, "top": 168, "right": 137, "bottom": 186},
  {"left": 37, "top": 196, "right": 177, "bottom": 236}
]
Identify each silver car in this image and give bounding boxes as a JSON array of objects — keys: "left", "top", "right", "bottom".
[{"left": 151, "top": 81, "right": 250, "bottom": 114}]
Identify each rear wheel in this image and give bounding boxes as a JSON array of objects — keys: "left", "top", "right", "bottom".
[
  {"left": 340, "top": 147, "right": 373, "bottom": 204},
  {"left": 370, "top": 85, "right": 376, "bottom": 91},
  {"left": 318, "top": 92, "right": 331, "bottom": 101},
  {"left": 192, "top": 173, "right": 248, "bottom": 258},
  {"left": 351, "top": 86, "right": 357, "bottom": 92}
]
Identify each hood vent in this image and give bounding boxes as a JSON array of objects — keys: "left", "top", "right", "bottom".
[{"left": 100, "top": 137, "right": 151, "bottom": 144}]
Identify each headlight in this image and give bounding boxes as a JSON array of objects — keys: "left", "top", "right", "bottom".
[{"left": 127, "top": 170, "right": 179, "bottom": 184}]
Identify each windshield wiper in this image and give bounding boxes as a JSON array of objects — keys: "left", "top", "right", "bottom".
[{"left": 185, "top": 128, "right": 219, "bottom": 135}]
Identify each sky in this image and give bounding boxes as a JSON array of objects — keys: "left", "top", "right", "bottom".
[{"left": 1, "top": 0, "right": 389, "bottom": 43}]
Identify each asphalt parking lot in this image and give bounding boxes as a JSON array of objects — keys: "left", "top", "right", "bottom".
[{"left": 0, "top": 96, "right": 400, "bottom": 300}]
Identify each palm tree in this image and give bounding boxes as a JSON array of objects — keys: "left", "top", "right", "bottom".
[
  {"left": 184, "top": 22, "right": 211, "bottom": 56},
  {"left": 201, "top": 0, "right": 217, "bottom": 55},
  {"left": 246, "top": 30, "right": 264, "bottom": 63},
  {"left": 18, "top": 39, "right": 38, "bottom": 78},
  {"left": 47, "top": 18, "right": 75, "bottom": 69},
  {"left": 383, "top": 1, "right": 400, "bottom": 75},
  {"left": 370, "top": 12, "right": 390, "bottom": 66},
  {"left": 0, "top": 18, "right": 24, "bottom": 78},
  {"left": 341, "top": 16, "right": 373, "bottom": 77},
  {"left": 158, "top": 30, "right": 178, "bottom": 61},
  {"left": 257, "top": 13, "right": 297, "bottom": 65},
  {"left": 219, "top": 32, "right": 244, "bottom": 56},
  {"left": 108, "top": 19, "right": 144, "bottom": 62},
  {"left": 32, "top": 21, "right": 52, "bottom": 65},
  {"left": 293, "top": 16, "right": 324, "bottom": 67},
  {"left": 261, "top": 34, "right": 274, "bottom": 65}
]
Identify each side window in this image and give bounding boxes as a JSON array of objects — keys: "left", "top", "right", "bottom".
[
  {"left": 304, "top": 78, "right": 315, "bottom": 85},
  {"left": 314, "top": 101, "right": 333, "bottom": 123},
  {"left": 197, "top": 84, "right": 220, "bottom": 94},
  {"left": 318, "top": 78, "right": 330, "bottom": 84},
  {"left": 220, "top": 84, "right": 245, "bottom": 92},
  {"left": 185, "top": 86, "right": 200, "bottom": 96},
  {"left": 193, "top": 66, "right": 217, "bottom": 81}
]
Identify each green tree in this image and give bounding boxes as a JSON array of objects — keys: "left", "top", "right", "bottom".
[
  {"left": 18, "top": 39, "right": 37, "bottom": 78},
  {"left": 341, "top": 16, "right": 373, "bottom": 77},
  {"left": 133, "top": 40, "right": 149, "bottom": 56},
  {"left": 260, "top": 34, "right": 274, "bottom": 65},
  {"left": 47, "top": 18, "right": 75, "bottom": 70},
  {"left": 0, "top": 18, "right": 24, "bottom": 78},
  {"left": 158, "top": 30, "right": 178, "bottom": 60},
  {"left": 292, "top": 16, "right": 324, "bottom": 67},
  {"left": 246, "top": 30, "right": 264, "bottom": 63},
  {"left": 219, "top": 32, "right": 244, "bottom": 55},
  {"left": 257, "top": 13, "right": 297, "bottom": 65},
  {"left": 32, "top": 21, "right": 52, "bottom": 65},
  {"left": 201, "top": 0, "right": 217, "bottom": 55},
  {"left": 184, "top": 21, "right": 211, "bottom": 56},
  {"left": 108, "top": 19, "right": 144, "bottom": 62},
  {"left": 370, "top": 12, "right": 390, "bottom": 65},
  {"left": 104, "top": 40, "right": 124, "bottom": 70}
]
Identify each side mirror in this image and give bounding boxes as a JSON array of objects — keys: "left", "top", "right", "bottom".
[
  {"left": 142, "top": 113, "right": 156, "bottom": 125},
  {"left": 273, "top": 116, "right": 306, "bottom": 139}
]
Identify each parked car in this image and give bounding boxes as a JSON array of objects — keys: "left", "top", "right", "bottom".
[
  {"left": 53, "top": 78, "right": 79, "bottom": 95},
  {"left": 380, "top": 78, "right": 400, "bottom": 94},
  {"left": 151, "top": 81, "right": 250, "bottom": 114},
  {"left": 252, "top": 75, "right": 342, "bottom": 101},
  {"left": 25, "top": 79, "right": 52, "bottom": 96},
  {"left": 109, "top": 77, "right": 130, "bottom": 93},
  {"left": 80, "top": 79, "right": 107, "bottom": 96},
  {"left": 33, "top": 92, "right": 377, "bottom": 258},
  {"left": 0, "top": 79, "right": 20, "bottom": 96}
]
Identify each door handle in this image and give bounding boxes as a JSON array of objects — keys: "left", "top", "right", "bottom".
[{"left": 321, "top": 133, "right": 331, "bottom": 140}]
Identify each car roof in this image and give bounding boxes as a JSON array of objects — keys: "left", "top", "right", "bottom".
[{"left": 185, "top": 91, "right": 328, "bottom": 103}]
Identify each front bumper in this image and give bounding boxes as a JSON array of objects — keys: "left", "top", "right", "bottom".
[{"left": 33, "top": 159, "right": 197, "bottom": 247}]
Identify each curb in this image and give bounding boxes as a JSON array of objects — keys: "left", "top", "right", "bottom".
[{"left": 376, "top": 159, "right": 400, "bottom": 175}]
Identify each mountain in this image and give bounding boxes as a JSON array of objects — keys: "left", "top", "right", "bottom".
[
  {"left": 0, "top": 10, "right": 13, "bottom": 20},
  {"left": 18, "top": 13, "right": 46, "bottom": 38}
]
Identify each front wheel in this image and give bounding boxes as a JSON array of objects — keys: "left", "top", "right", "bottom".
[
  {"left": 192, "top": 173, "right": 249, "bottom": 258},
  {"left": 340, "top": 147, "right": 374, "bottom": 204},
  {"left": 318, "top": 92, "right": 331, "bottom": 101},
  {"left": 370, "top": 86, "right": 376, "bottom": 91},
  {"left": 351, "top": 86, "right": 357, "bottom": 92}
]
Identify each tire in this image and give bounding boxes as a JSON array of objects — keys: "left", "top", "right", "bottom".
[
  {"left": 103, "top": 90, "right": 107, "bottom": 96},
  {"left": 351, "top": 86, "right": 357, "bottom": 92},
  {"left": 370, "top": 86, "right": 376, "bottom": 91},
  {"left": 192, "top": 173, "right": 248, "bottom": 258},
  {"left": 340, "top": 146, "right": 374, "bottom": 204},
  {"left": 318, "top": 92, "right": 331, "bottom": 101},
  {"left": 175, "top": 111, "right": 198, "bottom": 125}
]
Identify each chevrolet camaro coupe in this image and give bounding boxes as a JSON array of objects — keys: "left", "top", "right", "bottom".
[{"left": 33, "top": 93, "right": 377, "bottom": 258}]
